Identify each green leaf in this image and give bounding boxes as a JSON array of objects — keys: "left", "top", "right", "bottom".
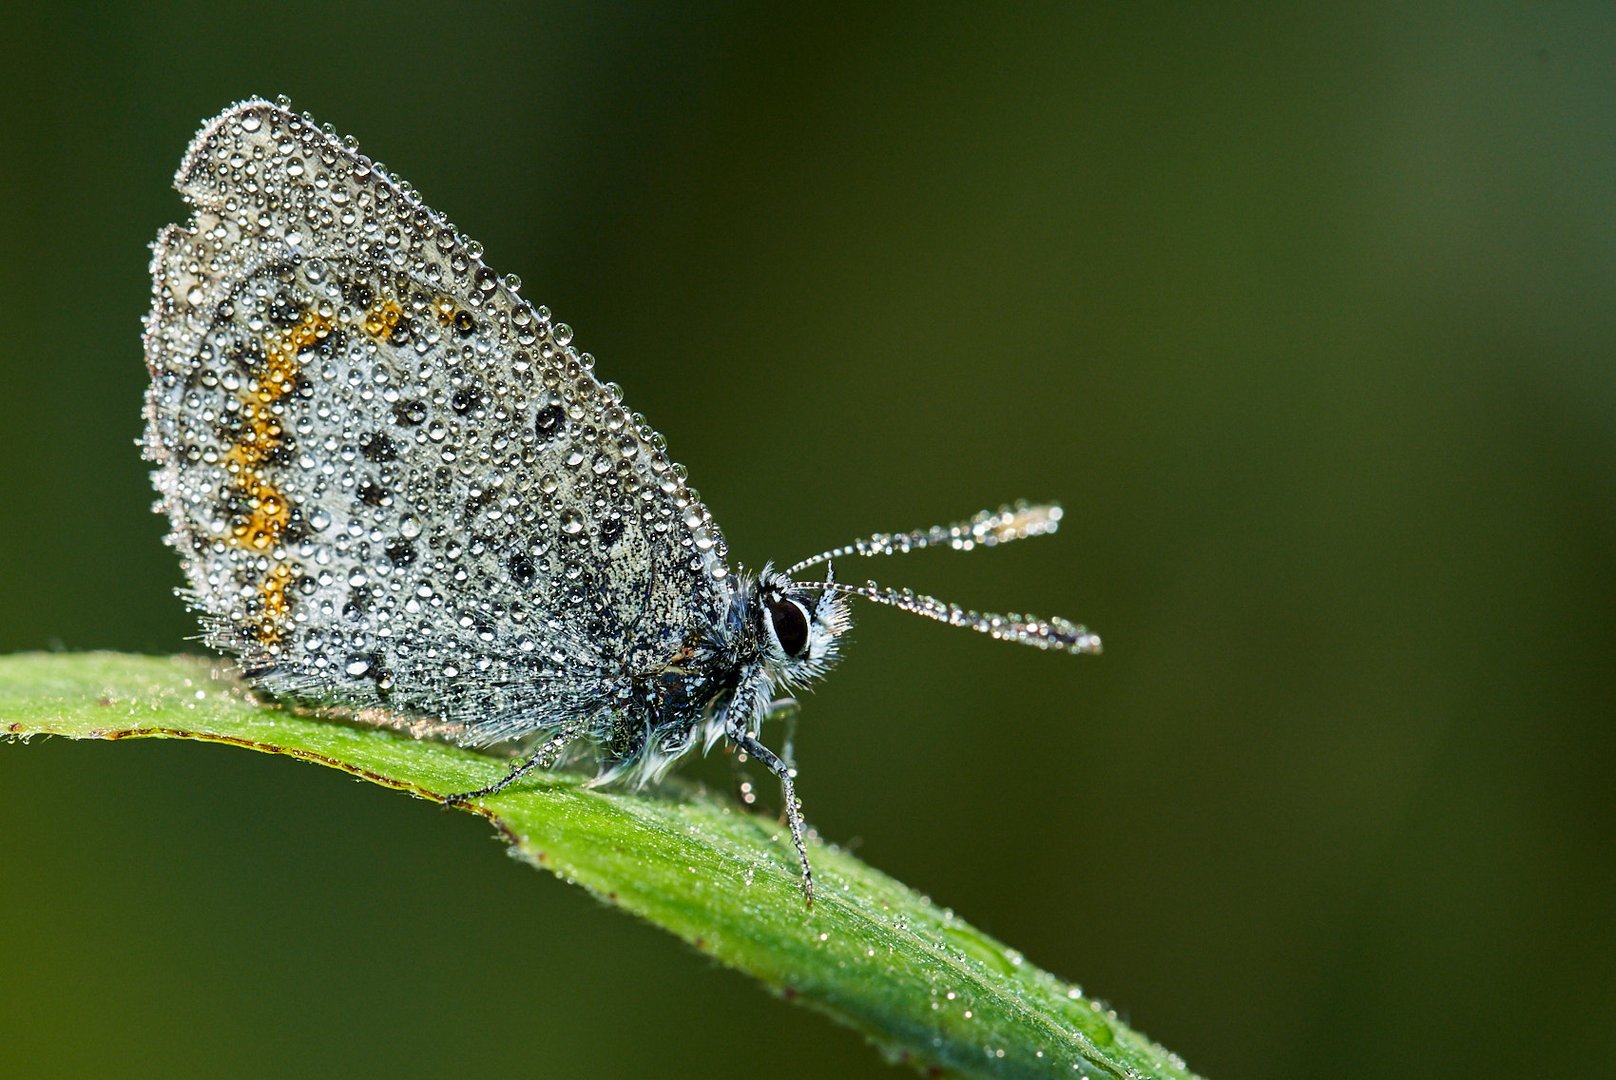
[{"left": 0, "top": 652, "right": 1196, "bottom": 1079}]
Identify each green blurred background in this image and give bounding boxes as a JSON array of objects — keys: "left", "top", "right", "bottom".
[{"left": 3, "top": 3, "right": 1613, "bottom": 1077}]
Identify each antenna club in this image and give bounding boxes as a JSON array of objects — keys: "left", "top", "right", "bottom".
[{"left": 785, "top": 501, "right": 1069, "bottom": 575}]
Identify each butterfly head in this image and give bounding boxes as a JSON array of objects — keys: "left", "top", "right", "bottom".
[
  {"left": 755, "top": 563, "right": 852, "bottom": 686},
  {"left": 746, "top": 501, "right": 1102, "bottom": 693}
]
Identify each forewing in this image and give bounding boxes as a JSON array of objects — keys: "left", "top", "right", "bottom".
[{"left": 143, "top": 99, "right": 731, "bottom": 743}]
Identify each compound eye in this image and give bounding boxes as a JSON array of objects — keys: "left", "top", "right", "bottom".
[{"left": 767, "top": 598, "right": 811, "bottom": 658}]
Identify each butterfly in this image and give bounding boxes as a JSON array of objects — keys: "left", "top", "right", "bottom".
[{"left": 143, "top": 98, "right": 1100, "bottom": 902}]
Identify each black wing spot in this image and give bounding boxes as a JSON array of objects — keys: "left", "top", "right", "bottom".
[
  {"left": 450, "top": 386, "right": 484, "bottom": 415},
  {"left": 269, "top": 293, "right": 303, "bottom": 326},
  {"left": 392, "top": 399, "right": 427, "bottom": 426},
  {"left": 359, "top": 432, "right": 397, "bottom": 462},
  {"left": 535, "top": 403, "right": 564, "bottom": 440},
  {"left": 386, "top": 539, "right": 416, "bottom": 566}
]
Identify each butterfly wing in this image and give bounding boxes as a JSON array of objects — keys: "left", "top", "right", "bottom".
[{"left": 143, "top": 99, "right": 731, "bottom": 744}]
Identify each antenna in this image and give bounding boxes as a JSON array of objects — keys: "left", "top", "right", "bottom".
[
  {"left": 785, "top": 502, "right": 1064, "bottom": 576},
  {"left": 789, "top": 502, "right": 1101, "bottom": 655}
]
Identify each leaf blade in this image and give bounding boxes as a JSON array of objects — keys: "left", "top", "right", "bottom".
[{"left": 0, "top": 652, "right": 1196, "bottom": 1080}]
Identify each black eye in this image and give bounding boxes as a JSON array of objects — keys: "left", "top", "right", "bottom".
[{"left": 767, "top": 599, "right": 810, "bottom": 658}]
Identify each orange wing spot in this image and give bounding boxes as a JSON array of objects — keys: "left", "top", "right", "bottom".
[
  {"left": 233, "top": 474, "right": 291, "bottom": 551},
  {"left": 221, "top": 310, "right": 328, "bottom": 556},
  {"left": 257, "top": 563, "right": 296, "bottom": 644},
  {"left": 224, "top": 423, "right": 283, "bottom": 471},
  {"left": 363, "top": 299, "right": 402, "bottom": 338},
  {"left": 261, "top": 311, "right": 330, "bottom": 399}
]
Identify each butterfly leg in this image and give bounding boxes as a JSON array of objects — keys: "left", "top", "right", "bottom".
[
  {"left": 442, "top": 723, "right": 580, "bottom": 805},
  {"left": 729, "top": 728, "right": 814, "bottom": 906},
  {"left": 768, "top": 697, "right": 802, "bottom": 770},
  {"left": 731, "top": 697, "right": 800, "bottom": 803}
]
